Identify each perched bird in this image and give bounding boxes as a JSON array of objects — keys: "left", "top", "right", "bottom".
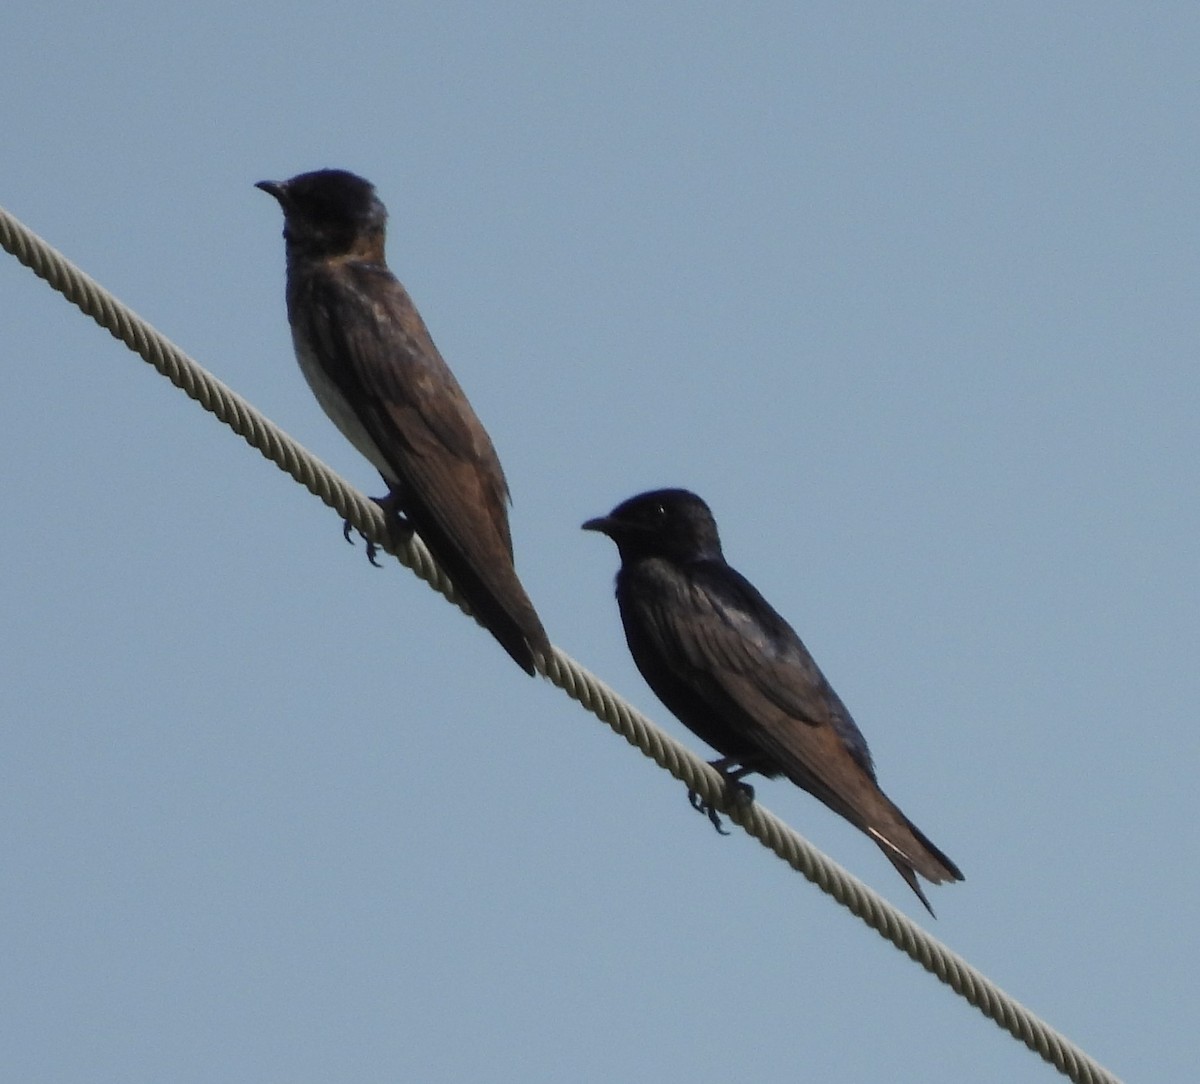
[
  {"left": 258, "top": 169, "right": 549, "bottom": 674},
  {"left": 584, "top": 488, "right": 963, "bottom": 914}
]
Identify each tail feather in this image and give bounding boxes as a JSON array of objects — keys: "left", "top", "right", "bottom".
[
  {"left": 450, "top": 558, "right": 549, "bottom": 675},
  {"left": 880, "top": 849, "right": 937, "bottom": 917},
  {"left": 406, "top": 506, "right": 550, "bottom": 676},
  {"left": 868, "top": 807, "right": 964, "bottom": 917},
  {"left": 776, "top": 756, "right": 964, "bottom": 915}
]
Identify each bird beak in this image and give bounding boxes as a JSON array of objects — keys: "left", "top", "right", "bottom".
[
  {"left": 255, "top": 180, "right": 287, "bottom": 203},
  {"left": 582, "top": 515, "right": 614, "bottom": 535}
]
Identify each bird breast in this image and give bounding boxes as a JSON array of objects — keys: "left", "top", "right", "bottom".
[{"left": 290, "top": 327, "right": 399, "bottom": 486}]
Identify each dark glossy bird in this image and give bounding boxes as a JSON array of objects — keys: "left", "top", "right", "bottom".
[
  {"left": 584, "top": 488, "right": 963, "bottom": 914},
  {"left": 258, "top": 169, "right": 549, "bottom": 674}
]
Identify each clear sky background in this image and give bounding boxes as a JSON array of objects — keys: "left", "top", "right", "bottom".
[{"left": 2, "top": 6, "right": 1195, "bottom": 1082}]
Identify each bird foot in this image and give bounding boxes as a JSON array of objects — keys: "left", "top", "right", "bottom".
[
  {"left": 343, "top": 496, "right": 413, "bottom": 567},
  {"left": 688, "top": 788, "right": 730, "bottom": 834},
  {"left": 687, "top": 775, "right": 755, "bottom": 835}
]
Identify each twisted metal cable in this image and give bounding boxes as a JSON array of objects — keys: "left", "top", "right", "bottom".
[{"left": 1, "top": 203, "right": 1123, "bottom": 1084}]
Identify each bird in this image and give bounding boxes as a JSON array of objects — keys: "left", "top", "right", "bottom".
[
  {"left": 257, "top": 168, "right": 549, "bottom": 675},
  {"left": 584, "top": 488, "right": 963, "bottom": 914}
]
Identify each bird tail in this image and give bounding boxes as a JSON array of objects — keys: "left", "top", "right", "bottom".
[
  {"left": 404, "top": 507, "right": 550, "bottom": 675},
  {"left": 867, "top": 808, "right": 964, "bottom": 918},
  {"left": 442, "top": 548, "right": 548, "bottom": 674},
  {"left": 479, "top": 595, "right": 550, "bottom": 676}
]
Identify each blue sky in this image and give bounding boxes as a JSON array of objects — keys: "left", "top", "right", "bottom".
[{"left": 2, "top": 5, "right": 1195, "bottom": 1081}]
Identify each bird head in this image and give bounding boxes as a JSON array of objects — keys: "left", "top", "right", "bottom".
[
  {"left": 583, "top": 488, "right": 724, "bottom": 563},
  {"left": 256, "top": 169, "right": 388, "bottom": 260}
]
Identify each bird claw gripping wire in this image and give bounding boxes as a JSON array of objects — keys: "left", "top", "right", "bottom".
[
  {"left": 688, "top": 773, "right": 756, "bottom": 835},
  {"left": 343, "top": 495, "right": 413, "bottom": 567}
]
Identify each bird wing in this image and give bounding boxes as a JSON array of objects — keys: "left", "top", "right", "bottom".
[
  {"left": 308, "top": 262, "right": 516, "bottom": 561},
  {"left": 644, "top": 563, "right": 960, "bottom": 888},
  {"left": 291, "top": 260, "right": 549, "bottom": 673},
  {"left": 641, "top": 563, "right": 884, "bottom": 826}
]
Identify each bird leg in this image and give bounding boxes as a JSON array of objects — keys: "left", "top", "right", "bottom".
[
  {"left": 688, "top": 758, "right": 756, "bottom": 835},
  {"left": 343, "top": 491, "right": 413, "bottom": 567}
]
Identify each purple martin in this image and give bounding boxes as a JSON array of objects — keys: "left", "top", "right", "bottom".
[
  {"left": 258, "top": 169, "right": 549, "bottom": 675},
  {"left": 584, "top": 488, "right": 963, "bottom": 914}
]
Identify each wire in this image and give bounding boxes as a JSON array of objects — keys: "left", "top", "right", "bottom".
[{"left": 0, "top": 202, "right": 1124, "bottom": 1084}]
